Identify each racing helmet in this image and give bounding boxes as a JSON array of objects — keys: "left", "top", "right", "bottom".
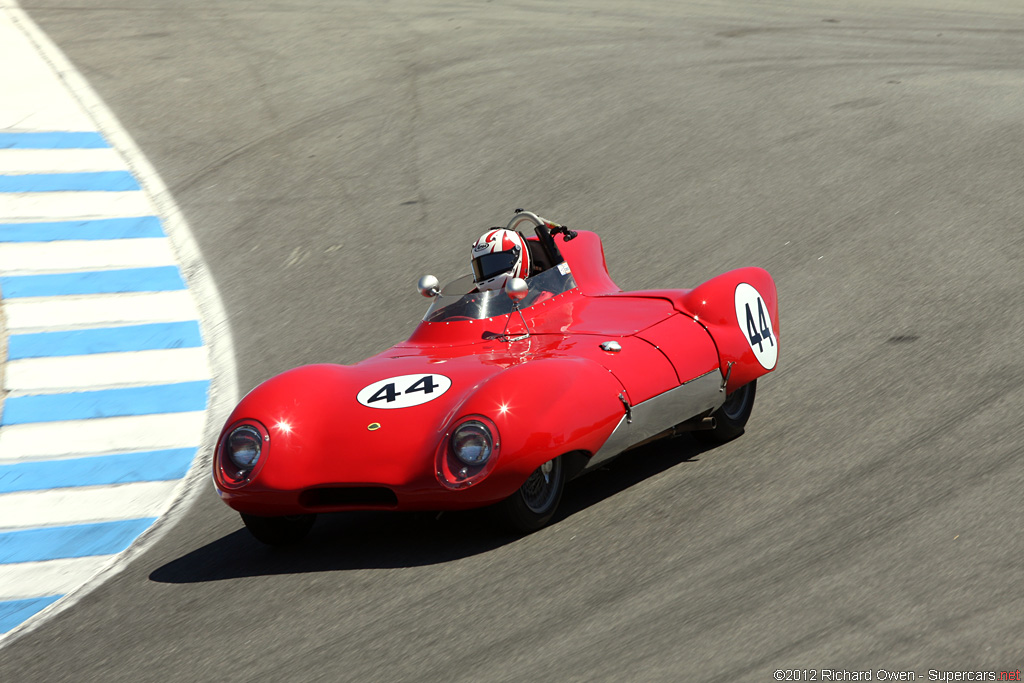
[{"left": 470, "top": 228, "right": 531, "bottom": 291}]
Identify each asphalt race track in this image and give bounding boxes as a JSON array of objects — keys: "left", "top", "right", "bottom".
[{"left": 4, "top": 1, "right": 1022, "bottom": 680}]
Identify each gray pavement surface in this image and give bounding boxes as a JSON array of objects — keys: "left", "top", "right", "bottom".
[{"left": 4, "top": 1, "right": 1023, "bottom": 680}]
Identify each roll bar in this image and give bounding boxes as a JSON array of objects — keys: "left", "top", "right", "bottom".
[{"left": 505, "top": 209, "right": 576, "bottom": 267}]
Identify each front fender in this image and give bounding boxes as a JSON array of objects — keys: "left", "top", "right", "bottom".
[{"left": 454, "top": 356, "right": 626, "bottom": 496}]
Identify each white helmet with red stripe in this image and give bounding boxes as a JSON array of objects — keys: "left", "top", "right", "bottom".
[{"left": 470, "top": 229, "right": 530, "bottom": 291}]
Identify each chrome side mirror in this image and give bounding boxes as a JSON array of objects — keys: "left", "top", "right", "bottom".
[
  {"left": 498, "top": 277, "right": 531, "bottom": 343},
  {"left": 417, "top": 275, "right": 440, "bottom": 298},
  {"left": 505, "top": 277, "right": 528, "bottom": 301}
]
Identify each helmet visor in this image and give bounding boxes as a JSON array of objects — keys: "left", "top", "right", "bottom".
[{"left": 472, "top": 249, "right": 519, "bottom": 283}]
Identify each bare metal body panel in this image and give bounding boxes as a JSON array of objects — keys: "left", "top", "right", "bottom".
[{"left": 586, "top": 370, "right": 724, "bottom": 470}]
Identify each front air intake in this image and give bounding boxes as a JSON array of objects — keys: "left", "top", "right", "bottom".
[{"left": 299, "top": 486, "right": 399, "bottom": 509}]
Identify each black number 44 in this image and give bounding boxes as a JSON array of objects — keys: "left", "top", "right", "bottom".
[
  {"left": 745, "top": 298, "right": 774, "bottom": 352},
  {"left": 368, "top": 375, "right": 439, "bottom": 403}
]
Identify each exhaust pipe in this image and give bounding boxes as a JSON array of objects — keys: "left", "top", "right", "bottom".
[
  {"left": 694, "top": 416, "right": 716, "bottom": 431},
  {"left": 672, "top": 415, "right": 716, "bottom": 435}
]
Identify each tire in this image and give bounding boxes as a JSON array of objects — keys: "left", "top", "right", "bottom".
[
  {"left": 695, "top": 379, "right": 757, "bottom": 445},
  {"left": 493, "top": 456, "right": 565, "bottom": 534},
  {"left": 240, "top": 512, "right": 316, "bottom": 546}
]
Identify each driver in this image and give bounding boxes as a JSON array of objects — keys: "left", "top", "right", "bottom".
[{"left": 470, "top": 229, "right": 531, "bottom": 291}]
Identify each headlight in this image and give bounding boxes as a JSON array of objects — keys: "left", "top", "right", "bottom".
[
  {"left": 227, "top": 425, "right": 263, "bottom": 470},
  {"left": 450, "top": 420, "right": 493, "bottom": 466},
  {"left": 218, "top": 421, "right": 269, "bottom": 485}
]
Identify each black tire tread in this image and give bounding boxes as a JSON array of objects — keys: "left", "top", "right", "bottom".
[
  {"left": 492, "top": 457, "right": 565, "bottom": 534},
  {"left": 694, "top": 379, "right": 757, "bottom": 445}
]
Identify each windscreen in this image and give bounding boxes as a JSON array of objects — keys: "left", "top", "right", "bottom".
[{"left": 423, "top": 264, "right": 577, "bottom": 322}]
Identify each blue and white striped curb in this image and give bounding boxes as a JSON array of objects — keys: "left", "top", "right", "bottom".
[
  {"left": 0, "top": 3, "right": 236, "bottom": 640},
  {"left": 0, "top": 135, "right": 211, "bottom": 634}
]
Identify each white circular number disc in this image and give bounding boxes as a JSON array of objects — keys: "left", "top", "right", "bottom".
[
  {"left": 357, "top": 373, "right": 452, "bottom": 409},
  {"left": 734, "top": 283, "right": 778, "bottom": 370}
]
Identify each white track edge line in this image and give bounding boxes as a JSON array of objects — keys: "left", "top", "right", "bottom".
[{"left": 0, "top": 1, "right": 239, "bottom": 648}]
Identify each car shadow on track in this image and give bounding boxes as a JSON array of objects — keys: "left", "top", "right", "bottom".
[{"left": 149, "top": 434, "right": 714, "bottom": 584}]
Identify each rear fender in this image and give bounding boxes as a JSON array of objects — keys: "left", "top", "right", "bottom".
[{"left": 681, "top": 267, "right": 779, "bottom": 392}]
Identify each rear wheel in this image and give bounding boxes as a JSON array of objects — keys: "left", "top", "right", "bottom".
[
  {"left": 240, "top": 512, "right": 316, "bottom": 546},
  {"left": 695, "top": 379, "right": 757, "bottom": 445},
  {"left": 493, "top": 456, "right": 565, "bottom": 534}
]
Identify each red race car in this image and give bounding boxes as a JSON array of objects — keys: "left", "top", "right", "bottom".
[{"left": 214, "top": 210, "right": 779, "bottom": 544}]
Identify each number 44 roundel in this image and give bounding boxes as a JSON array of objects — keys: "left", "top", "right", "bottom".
[
  {"left": 357, "top": 373, "right": 453, "bottom": 409},
  {"left": 734, "top": 283, "right": 778, "bottom": 370}
]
